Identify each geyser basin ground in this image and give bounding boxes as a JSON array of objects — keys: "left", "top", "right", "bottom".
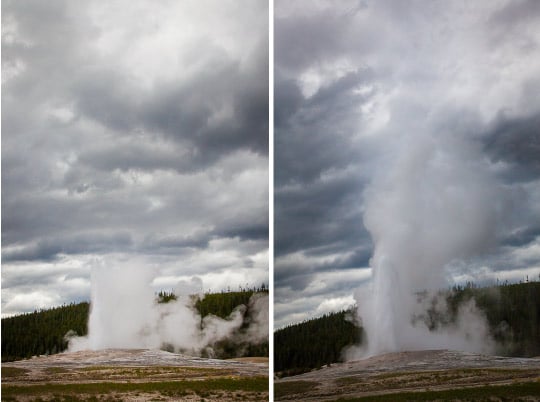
[
  {"left": 275, "top": 350, "right": 540, "bottom": 401},
  {"left": 2, "top": 349, "right": 268, "bottom": 401}
]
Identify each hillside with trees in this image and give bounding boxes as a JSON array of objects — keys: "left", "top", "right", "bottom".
[
  {"left": 447, "top": 281, "right": 540, "bottom": 357},
  {"left": 2, "top": 288, "right": 268, "bottom": 362},
  {"left": 1, "top": 302, "right": 89, "bottom": 363},
  {"left": 274, "top": 310, "right": 362, "bottom": 376},
  {"left": 275, "top": 281, "right": 540, "bottom": 376}
]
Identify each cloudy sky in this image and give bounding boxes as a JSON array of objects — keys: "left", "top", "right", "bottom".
[
  {"left": 2, "top": 0, "right": 268, "bottom": 316},
  {"left": 275, "top": 0, "right": 540, "bottom": 328}
]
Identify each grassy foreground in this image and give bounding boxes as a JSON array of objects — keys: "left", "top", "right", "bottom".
[
  {"left": 2, "top": 376, "right": 268, "bottom": 401},
  {"left": 275, "top": 380, "right": 540, "bottom": 401},
  {"left": 334, "top": 380, "right": 540, "bottom": 401},
  {"left": 274, "top": 366, "right": 540, "bottom": 401}
]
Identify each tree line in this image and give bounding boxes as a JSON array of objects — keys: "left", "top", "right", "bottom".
[
  {"left": 274, "top": 310, "right": 361, "bottom": 376},
  {"left": 1, "top": 302, "right": 89, "bottom": 362},
  {"left": 196, "top": 287, "right": 269, "bottom": 358},
  {"left": 274, "top": 281, "right": 540, "bottom": 376},
  {"left": 447, "top": 281, "right": 540, "bottom": 356}
]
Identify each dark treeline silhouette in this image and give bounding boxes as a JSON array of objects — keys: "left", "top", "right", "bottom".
[
  {"left": 1, "top": 302, "right": 89, "bottom": 362},
  {"left": 196, "top": 287, "right": 269, "bottom": 358},
  {"left": 2, "top": 287, "right": 268, "bottom": 362},
  {"left": 274, "top": 310, "right": 362, "bottom": 377},
  {"left": 274, "top": 281, "right": 540, "bottom": 376},
  {"left": 449, "top": 281, "right": 540, "bottom": 356},
  {"left": 196, "top": 291, "right": 255, "bottom": 319}
]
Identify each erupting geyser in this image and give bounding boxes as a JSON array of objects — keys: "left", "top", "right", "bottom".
[
  {"left": 69, "top": 264, "right": 268, "bottom": 356},
  {"left": 356, "top": 132, "right": 500, "bottom": 357}
]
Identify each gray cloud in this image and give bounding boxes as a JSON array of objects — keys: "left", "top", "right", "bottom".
[
  {"left": 275, "top": 70, "right": 372, "bottom": 186},
  {"left": 484, "top": 112, "right": 540, "bottom": 182},
  {"left": 488, "top": 0, "right": 540, "bottom": 31},
  {"left": 274, "top": 0, "right": 540, "bottom": 327},
  {"left": 72, "top": 54, "right": 268, "bottom": 166},
  {"left": 2, "top": 232, "right": 133, "bottom": 262},
  {"left": 2, "top": 0, "right": 268, "bottom": 316},
  {"left": 501, "top": 225, "right": 540, "bottom": 248},
  {"left": 275, "top": 172, "right": 370, "bottom": 258}
]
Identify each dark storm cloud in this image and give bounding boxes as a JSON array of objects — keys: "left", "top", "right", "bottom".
[
  {"left": 274, "top": 3, "right": 377, "bottom": 313},
  {"left": 275, "top": 69, "right": 372, "bottom": 186},
  {"left": 73, "top": 53, "right": 268, "bottom": 167},
  {"left": 140, "top": 232, "right": 211, "bottom": 254},
  {"left": 2, "top": 0, "right": 268, "bottom": 316},
  {"left": 274, "top": 3, "right": 379, "bottom": 307},
  {"left": 488, "top": 0, "right": 540, "bottom": 29},
  {"left": 2, "top": 191, "right": 153, "bottom": 248},
  {"left": 2, "top": 269, "right": 64, "bottom": 289},
  {"left": 275, "top": 245, "right": 371, "bottom": 291},
  {"left": 274, "top": 3, "right": 366, "bottom": 74},
  {"left": 3, "top": 0, "right": 268, "bottom": 168},
  {"left": 139, "top": 221, "right": 269, "bottom": 256},
  {"left": 274, "top": 75, "right": 303, "bottom": 129},
  {"left": 484, "top": 112, "right": 540, "bottom": 182},
  {"left": 502, "top": 225, "right": 540, "bottom": 248},
  {"left": 275, "top": 172, "right": 369, "bottom": 257},
  {"left": 2, "top": 232, "right": 133, "bottom": 262},
  {"left": 216, "top": 224, "right": 269, "bottom": 242}
]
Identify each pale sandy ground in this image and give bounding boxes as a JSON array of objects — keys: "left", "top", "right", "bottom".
[
  {"left": 275, "top": 349, "right": 540, "bottom": 401},
  {"left": 2, "top": 349, "right": 269, "bottom": 401},
  {"left": 3, "top": 348, "right": 268, "bottom": 376}
]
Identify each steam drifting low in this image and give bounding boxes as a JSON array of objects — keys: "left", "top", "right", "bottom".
[{"left": 69, "top": 266, "right": 268, "bottom": 357}]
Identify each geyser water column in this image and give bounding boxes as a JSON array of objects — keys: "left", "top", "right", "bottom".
[
  {"left": 358, "top": 132, "right": 499, "bottom": 356},
  {"left": 88, "top": 264, "right": 160, "bottom": 350}
]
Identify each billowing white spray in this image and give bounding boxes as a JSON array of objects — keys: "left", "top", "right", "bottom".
[
  {"left": 355, "top": 131, "right": 499, "bottom": 357},
  {"left": 69, "top": 265, "right": 268, "bottom": 356}
]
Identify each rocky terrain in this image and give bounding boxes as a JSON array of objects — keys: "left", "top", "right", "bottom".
[
  {"left": 275, "top": 349, "right": 540, "bottom": 401},
  {"left": 1, "top": 349, "right": 269, "bottom": 401}
]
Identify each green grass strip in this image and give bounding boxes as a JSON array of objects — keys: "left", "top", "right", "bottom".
[
  {"left": 1, "top": 367, "right": 30, "bottom": 377},
  {"left": 274, "top": 380, "right": 320, "bottom": 398},
  {"left": 332, "top": 380, "right": 540, "bottom": 401},
  {"left": 2, "top": 376, "right": 268, "bottom": 397}
]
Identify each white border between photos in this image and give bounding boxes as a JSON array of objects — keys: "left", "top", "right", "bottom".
[{"left": 268, "top": 0, "right": 275, "bottom": 399}]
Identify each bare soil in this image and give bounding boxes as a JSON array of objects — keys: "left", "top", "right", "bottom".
[
  {"left": 274, "top": 349, "right": 540, "bottom": 401},
  {"left": 1, "top": 349, "right": 269, "bottom": 401}
]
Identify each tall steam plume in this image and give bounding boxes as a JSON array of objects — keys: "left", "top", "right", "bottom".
[{"left": 356, "top": 131, "right": 500, "bottom": 357}]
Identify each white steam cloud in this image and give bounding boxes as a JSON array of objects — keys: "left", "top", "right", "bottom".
[
  {"left": 354, "top": 131, "right": 500, "bottom": 357},
  {"left": 69, "top": 265, "right": 268, "bottom": 357}
]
